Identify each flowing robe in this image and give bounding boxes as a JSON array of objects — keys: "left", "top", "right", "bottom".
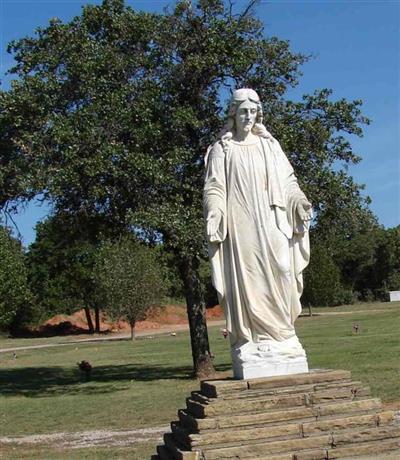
[{"left": 204, "top": 136, "right": 310, "bottom": 347}]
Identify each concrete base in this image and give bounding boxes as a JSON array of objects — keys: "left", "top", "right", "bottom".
[
  {"left": 231, "top": 335, "right": 309, "bottom": 380},
  {"left": 232, "top": 356, "right": 309, "bottom": 380}
]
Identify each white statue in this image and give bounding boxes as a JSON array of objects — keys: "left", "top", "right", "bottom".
[{"left": 204, "top": 88, "right": 312, "bottom": 379}]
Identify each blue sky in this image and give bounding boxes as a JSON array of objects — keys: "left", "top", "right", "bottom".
[{"left": 1, "top": 0, "right": 399, "bottom": 246}]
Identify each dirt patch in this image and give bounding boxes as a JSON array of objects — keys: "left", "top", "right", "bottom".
[
  {"left": 0, "top": 426, "right": 168, "bottom": 448},
  {"left": 32, "top": 304, "right": 224, "bottom": 337},
  {"left": 37, "top": 305, "right": 388, "bottom": 338},
  {"left": 42, "top": 311, "right": 111, "bottom": 334}
]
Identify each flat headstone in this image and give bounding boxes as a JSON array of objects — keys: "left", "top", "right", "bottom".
[{"left": 389, "top": 291, "right": 400, "bottom": 301}]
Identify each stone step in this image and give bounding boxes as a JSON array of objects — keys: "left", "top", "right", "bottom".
[
  {"left": 314, "top": 398, "right": 380, "bottom": 419},
  {"left": 163, "top": 433, "right": 201, "bottom": 460},
  {"left": 178, "top": 398, "right": 383, "bottom": 432},
  {"left": 242, "top": 437, "right": 400, "bottom": 460},
  {"left": 198, "top": 379, "right": 363, "bottom": 402},
  {"left": 186, "top": 386, "right": 370, "bottom": 419},
  {"left": 186, "top": 393, "right": 304, "bottom": 418},
  {"left": 202, "top": 433, "right": 333, "bottom": 459},
  {"left": 193, "top": 384, "right": 370, "bottom": 409},
  {"left": 302, "top": 410, "right": 394, "bottom": 437},
  {"left": 172, "top": 419, "right": 300, "bottom": 449},
  {"left": 340, "top": 450, "right": 400, "bottom": 460},
  {"left": 155, "top": 444, "right": 170, "bottom": 460},
  {"left": 327, "top": 436, "right": 400, "bottom": 459},
  {"left": 201, "top": 370, "right": 351, "bottom": 398},
  {"left": 171, "top": 411, "right": 396, "bottom": 450},
  {"left": 200, "top": 425, "right": 400, "bottom": 459},
  {"left": 193, "top": 381, "right": 368, "bottom": 406},
  {"left": 161, "top": 435, "right": 400, "bottom": 460}
]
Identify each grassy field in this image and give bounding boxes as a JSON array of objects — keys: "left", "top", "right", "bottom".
[
  {"left": 1, "top": 301, "right": 399, "bottom": 459},
  {"left": 0, "top": 444, "right": 155, "bottom": 460}
]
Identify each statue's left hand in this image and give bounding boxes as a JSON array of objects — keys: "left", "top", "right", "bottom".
[
  {"left": 206, "top": 210, "right": 223, "bottom": 242},
  {"left": 297, "top": 199, "right": 313, "bottom": 222}
]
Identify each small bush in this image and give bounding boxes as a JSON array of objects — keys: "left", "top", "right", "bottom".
[
  {"left": 94, "top": 237, "right": 166, "bottom": 339},
  {"left": 334, "top": 288, "right": 354, "bottom": 306}
]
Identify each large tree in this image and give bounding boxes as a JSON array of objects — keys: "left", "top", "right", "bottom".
[
  {"left": 0, "top": 0, "right": 371, "bottom": 376},
  {"left": 0, "top": 226, "right": 33, "bottom": 332},
  {"left": 27, "top": 212, "right": 113, "bottom": 332}
]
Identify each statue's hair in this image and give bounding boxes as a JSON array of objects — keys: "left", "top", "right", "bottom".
[{"left": 219, "top": 88, "right": 273, "bottom": 153}]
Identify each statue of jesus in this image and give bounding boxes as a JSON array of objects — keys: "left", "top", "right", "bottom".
[{"left": 204, "top": 88, "right": 312, "bottom": 379}]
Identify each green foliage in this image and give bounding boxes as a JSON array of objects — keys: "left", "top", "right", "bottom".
[
  {"left": 359, "top": 225, "right": 400, "bottom": 299},
  {"left": 0, "top": 0, "right": 370, "bottom": 253},
  {"left": 26, "top": 213, "right": 183, "bottom": 323},
  {"left": 94, "top": 236, "right": 165, "bottom": 337},
  {"left": 0, "top": 226, "right": 33, "bottom": 331},
  {"left": 26, "top": 213, "right": 109, "bottom": 321},
  {"left": 302, "top": 243, "right": 344, "bottom": 307},
  {"left": 154, "top": 245, "right": 185, "bottom": 301},
  {"left": 334, "top": 224, "right": 400, "bottom": 302},
  {"left": 304, "top": 225, "right": 400, "bottom": 306}
]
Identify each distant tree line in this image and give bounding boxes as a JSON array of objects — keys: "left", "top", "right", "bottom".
[
  {"left": 302, "top": 225, "right": 400, "bottom": 307},
  {"left": 1, "top": 218, "right": 398, "bottom": 336}
]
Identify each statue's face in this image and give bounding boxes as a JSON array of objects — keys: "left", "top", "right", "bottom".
[{"left": 235, "top": 99, "right": 258, "bottom": 133}]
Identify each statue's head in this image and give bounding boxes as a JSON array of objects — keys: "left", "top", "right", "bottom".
[
  {"left": 227, "top": 88, "right": 263, "bottom": 127},
  {"left": 220, "top": 88, "right": 271, "bottom": 144}
]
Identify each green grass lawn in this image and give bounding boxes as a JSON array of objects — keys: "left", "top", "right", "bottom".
[
  {"left": 0, "top": 301, "right": 399, "bottom": 459},
  {"left": 296, "top": 302, "right": 400, "bottom": 401},
  {"left": 0, "top": 334, "right": 83, "bottom": 349},
  {"left": 0, "top": 444, "right": 152, "bottom": 460},
  {"left": 309, "top": 301, "right": 400, "bottom": 314}
]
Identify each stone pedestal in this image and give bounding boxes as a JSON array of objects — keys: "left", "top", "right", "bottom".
[
  {"left": 231, "top": 335, "right": 309, "bottom": 379},
  {"left": 153, "top": 369, "right": 400, "bottom": 460}
]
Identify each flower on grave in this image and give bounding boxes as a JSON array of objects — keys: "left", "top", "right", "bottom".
[{"left": 77, "top": 360, "right": 92, "bottom": 372}]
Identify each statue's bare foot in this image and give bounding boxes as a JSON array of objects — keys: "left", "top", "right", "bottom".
[
  {"left": 256, "top": 337, "right": 306, "bottom": 358},
  {"left": 257, "top": 342, "right": 272, "bottom": 353}
]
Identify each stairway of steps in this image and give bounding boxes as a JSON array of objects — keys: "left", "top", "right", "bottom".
[{"left": 151, "top": 369, "right": 400, "bottom": 460}]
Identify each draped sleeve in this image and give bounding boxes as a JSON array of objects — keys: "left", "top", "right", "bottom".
[
  {"left": 203, "top": 141, "right": 227, "bottom": 244},
  {"left": 203, "top": 141, "right": 227, "bottom": 299},
  {"left": 262, "top": 137, "right": 311, "bottom": 317},
  {"left": 263, "top": 138, "right": 310, "bottom": 238}
]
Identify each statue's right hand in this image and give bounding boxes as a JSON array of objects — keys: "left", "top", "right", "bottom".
[{"left": 206, "top": 210, "right": 222, "bottom": 241}]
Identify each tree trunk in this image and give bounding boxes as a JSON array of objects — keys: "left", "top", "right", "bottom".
[
  {"left": 83, "top": 306, "right": 95, "bottom": 334},
  {"left": 95, "top": 307, "right": 100, "bottom": 333},
  {"left": 180, "top": 256, "right": 215, "bottom": 379},
  {"left": 130, "top": 321, "right": 136, "bottom": 341}
]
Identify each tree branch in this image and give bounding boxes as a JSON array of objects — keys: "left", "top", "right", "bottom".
[{"left": 238, "top": 0, "right": 260, "bottom": 23}]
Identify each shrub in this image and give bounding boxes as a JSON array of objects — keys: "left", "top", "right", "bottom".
[{"left": 94, "top": 237, "right": 166, "bottom": 340}]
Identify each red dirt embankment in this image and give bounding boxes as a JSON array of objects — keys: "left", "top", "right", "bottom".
[{"left": 40, "top": 305, "right": 224, "bottom": 335}]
